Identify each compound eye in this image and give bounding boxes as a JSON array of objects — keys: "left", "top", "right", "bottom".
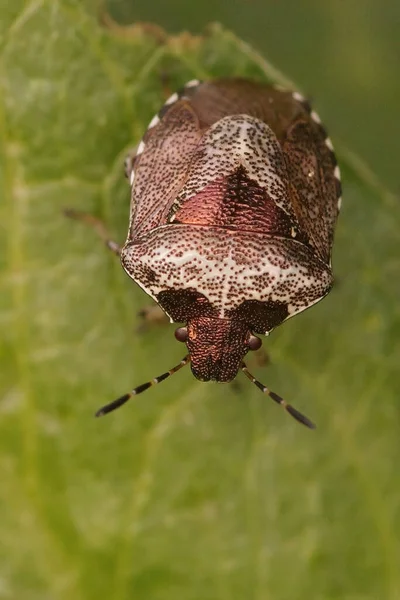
[
  {"left": 175, "top": 327, "right": 188, "bottom": 343},
  {"left": 248, "top": 335, "right": 262, "bottom": 351}
]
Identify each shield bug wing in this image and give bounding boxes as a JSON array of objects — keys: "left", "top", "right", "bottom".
[
  {"left": 128, "top": 97, "right": 203, "bottom": 238},
  {"left": 281, "top": 93, "right": 341, "bottom": 264},
  {"left": 104, "top": 78, "right": 341, "bottom": 427}
]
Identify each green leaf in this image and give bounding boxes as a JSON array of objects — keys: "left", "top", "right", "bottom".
[{"left": 1, "top": 4, "right": 399, "bottom": 600}]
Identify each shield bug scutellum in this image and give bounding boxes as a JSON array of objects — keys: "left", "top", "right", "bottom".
[{"left": 67, "top": 78, "right": 341, "bottom": 428}]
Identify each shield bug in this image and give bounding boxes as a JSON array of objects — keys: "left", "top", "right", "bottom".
[{"left": 69, "top": 78, "right": 341, "bottom": 427}]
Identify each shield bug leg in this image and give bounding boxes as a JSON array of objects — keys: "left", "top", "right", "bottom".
[
  {"left": 136, "top": 304, "right": 169, "bottom": 333},
  {"left": 124, "top": 147, "right": 138, "bottom": 182},
  {"left": 95, "top": 355, "right": 190, "bottom": 417},
  {"left": 64, "top": 208, "right": 121, "bottom": 256},
  {"left": 241, "top": 363, "right": 316, "bottom": 429},
  {"left": 253, "top": 347, "right": 270, "bottom": 369}
]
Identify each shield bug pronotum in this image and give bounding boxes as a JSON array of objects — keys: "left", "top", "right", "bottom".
[{"left": 67, "top": 78, "right": 341, "bottom": 428}]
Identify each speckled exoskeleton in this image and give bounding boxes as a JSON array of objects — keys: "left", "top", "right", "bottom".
[{"left": 67, "top": 78, "right": 341, "bottom": 427}]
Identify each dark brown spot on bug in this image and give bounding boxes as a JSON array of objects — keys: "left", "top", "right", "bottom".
[
  {"left": 157, "top": 289, "right": 218, "bottom": 322},
  {"left": 229, "top": 299, "right": 289, "bottom": 333}
]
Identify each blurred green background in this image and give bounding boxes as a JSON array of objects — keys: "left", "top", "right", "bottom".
[
  {"left": 111, "top": 0, "right": 400, "bottom": 190},
  {"left": 0, "top": 1, "right": 399, "bottom": 600}
]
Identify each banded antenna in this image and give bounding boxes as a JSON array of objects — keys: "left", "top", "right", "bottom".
[
  {"left": 96, "top": 355, "right": 190, "bottom": 417},
  {"left": 241, "top": 363, "right": 316, "bottom": 429},
  {"left": 95, "top": 355, "right": 315, "bottom": 429}
]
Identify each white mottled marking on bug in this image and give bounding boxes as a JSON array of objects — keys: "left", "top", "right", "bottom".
[
  {"left": 334, "top": 165, "right": 341, "bottom": 180},
  {"left": 325, "top": 137, "right": 334, "bottom": 151},
  {"left": 164, "top": 92, "right": 179, "bottom": 106},
  {"left": 130, "top": 170, "right": 135, "bottom": 186},
  {"left": 136, "top": 140, "right": 146, "bottom": 156},
  {"left": 290, "top": 227, "right": 297, "bottom": 238},
  {"left": 219, "top": 247, "right": 236, "bottom": 318},
  {"left": 148, "top": 114, "right": 160, "bottom": 129},
  {"left": 169, "top": 114, "right": 293, "bottom": 219},
  {"left": 337, "top": 197, "right": 342, "bottom": 211},
  {"left": 121, "top": 225, "right": 333, "bottom": 330},
  {"left": 185, "top": 79, "right": 201, "bottom": 88},
  {"left": 293, "top": 91, "right": 306, "bottom": 103},
  {"left": 311, "top": 110, "right": 322, "bottom": 124}
]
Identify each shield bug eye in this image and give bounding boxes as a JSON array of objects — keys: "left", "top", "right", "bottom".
[
  {"left": 248, "top": 335, "right": 262, "bottom": 351},
  {"left": 175, "top": 327, "right": 188, "bottom": 343}
]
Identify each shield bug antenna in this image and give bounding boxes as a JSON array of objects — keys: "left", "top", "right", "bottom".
[
  {"left": 241, "top": 363, "right": 316, "bottom": 429},
  {"left": 95, "top": 355, "right": 190, "bottom": 417}
]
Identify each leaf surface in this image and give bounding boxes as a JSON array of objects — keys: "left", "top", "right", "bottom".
[{"left": 0, "top": 4, "right": 399, "bottom": 600}]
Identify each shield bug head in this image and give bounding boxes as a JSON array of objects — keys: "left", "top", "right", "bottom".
[
  {"left": 185, "top": 318, "right": 254, "bottom": 382},
  {"left": 175, "top": 319, "right": 261, "bottom": 383},
  {"left": 96, "top": 78, "right": 341, "bottom": 428}
]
